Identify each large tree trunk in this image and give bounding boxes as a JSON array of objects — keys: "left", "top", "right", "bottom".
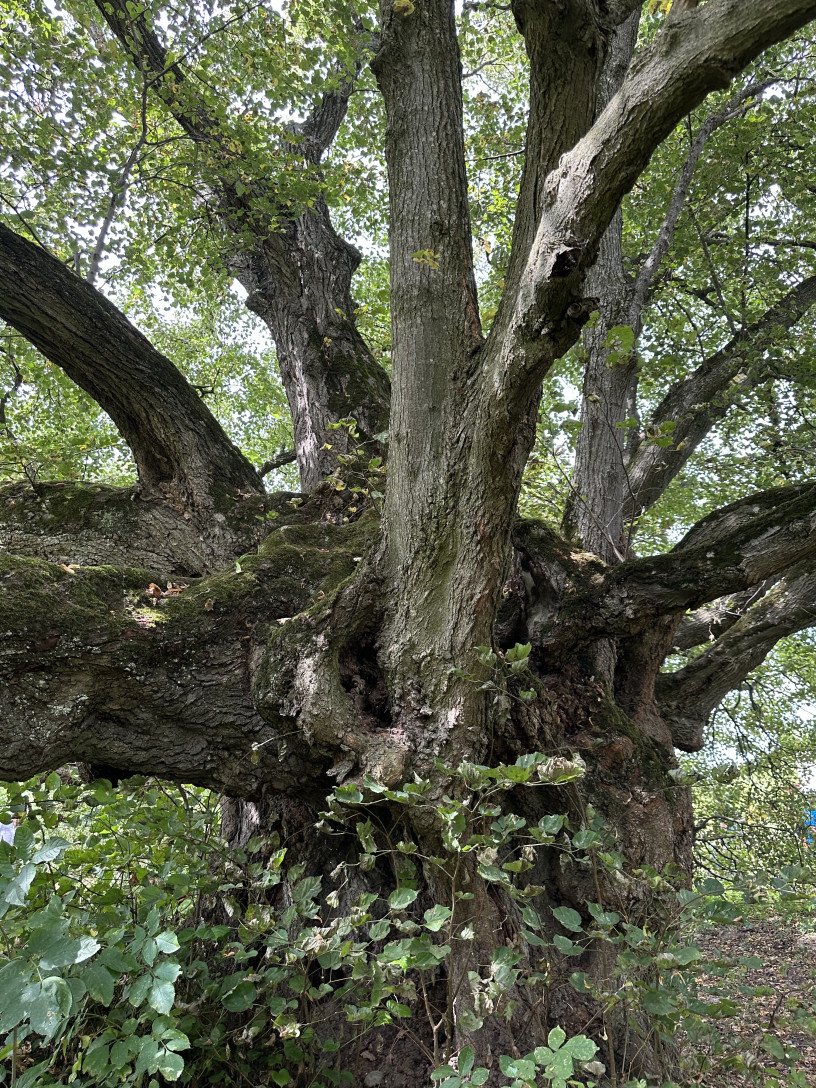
[{"left": 10, "top": 480, "right": 813, "bottom": 1079}]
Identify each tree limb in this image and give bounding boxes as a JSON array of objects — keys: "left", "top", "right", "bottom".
[
  {"left": 497, "top": 0, "right": 611, "bottom": 321},
  {"left": 494, "top": 0, "right": 816, "bottom": 397},
  {"left": 608, "top": 0, "right": 646, "bottom": 25},
  {"left": 0, "top": 481, "right": 273, "bottom": 575},
  {"left": 671, "top": 580, "right": 778, "bottom": 650},
  {"left": 626, "top": 273, "right": 816, "bottom": 518},
  {"left": 560, "top": 15, "right": 641, "bottom": 563},
  {"left": 588, "top": 481, "right": 816, "bottom": 634},
  {"left": 259, "top": 450, "right": 298, "bottom": 476},
  {"left": 0, "top": 553, "right": 283, "bottom": 793},
  {"left": 657, "top": 558, "right": 816, "bottom": 749},
  {"left": 94, "top": 0, "right": 391, "bottom": 491},
  {"left": 0, "top": 223, "right": 263, "bottom": 509},
  {"left": 0, "top": 515, "right": 378, "bottom": 793}
]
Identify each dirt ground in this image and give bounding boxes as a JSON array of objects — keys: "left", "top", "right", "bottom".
[{"left": 692, "top": 917, "right": 816, "bottom": 1086}]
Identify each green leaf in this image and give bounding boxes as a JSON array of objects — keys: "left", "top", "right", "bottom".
[
  {"left": 564, "top": 1034, "right": 597, "bottom": 1061},
  {"left": 552, "top": 906, "right": 583, "bottom": 933},
  {"left": 0, "top": 960, "right": 32, "bottom": 1033},
  {"left": 762, "top": 1035, "right": 787, "bottom": 1060},
  {"left": 153, "top": 961, "right": 182, "bottom": 983},
  {"left": 28, "top": 976, "right": 72, "bottom": 1041},
  {"left": 156, "top": 1049, "right": 184, "bottom": 1081},
  {"left": 587, "top": 902, "right": 620, "bottom": 928},
  {"left": 161, "top": 1029, "right": 190, "bottom": 1053},
  {"left": 110, "top": 1039, "right": 131, "bottom": 1069},
  {"left": 155, "top": 930, "right": 180, "bottom": 954},
  {"left": 671, "top": 944, "right": 700, "bottom": 965},
  {"left": 27, "top": 923, "right": 99, "bottom": 970},
  {"left": 84, "top": 962, "right": 116, "bottom": 1006},
  {"left": 548, "top": 1026, "right": 567, "bottom": 1050},
  {"left": 31, "top": 838, "right": 70, "bottom": 864},
  {"left": 128, "top": 972, "right": 152, "bottom": 1007},
  {"left": 82, "top": 1041, "right": 111, "bottom": 1077},
  {"left": 569, "top": 971, "right": 590, "bottom": 994},
  {"left": 423, "top": 904, "right": 452, "bottom": 931},
  {"left": 292, "top": 875, "right": 322, "bottom": 915},
  {"left": 3, "top": 863, "right": 36, "bottom": 905},
  {"left": 553, "top": 934, "right": 583, "bottom": 957},
  {"left": 459, "top": 1045, "right": 475, "bottom": 1076},
  {"left": 135, "top": 1036, "right": 160, "bottom": 1076},
  {"left": 220, "top": 978, "right": 257, "bottom": 1012},
  {"left": 499, "top": 1055, "right": 535, "bottom": 1080},
  {"left": 431, "top": 1065, "right": 457, "bottom": 1080},
  {"left": 505, "top": 642, "right": 531, "bottom": 662},
  {"left": 388, "top": 887, "right": 419, "bottom": 910},
  {"left": 641, "top": 989, "right": 677, "bottom": 1016},
  {"left": 148, "top": 978, "right": 175, "bottom": 1015}
]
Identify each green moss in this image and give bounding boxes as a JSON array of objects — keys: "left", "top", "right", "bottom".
[
  {"left": 0, "top": 554, "right": 153, "bottom": 636},
  {"left": 591, "top": 692, "right": 672, "bottom": 793},
  {"left": 159, "top": 512, "right": 376, "bottom": 637}
]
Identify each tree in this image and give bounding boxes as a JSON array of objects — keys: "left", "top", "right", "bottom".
[{"left": 2, "top": 0, "right": 816, "bottom": 1082}]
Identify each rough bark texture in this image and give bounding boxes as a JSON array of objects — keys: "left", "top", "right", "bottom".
[
  {"left": 0, "top": 224, "right": 262, "bottom": 510},
  {"left": 3, "top": 0, "right": 816, "bottom": 1085},
  {"left": 0, "top": 481, "right": 288, "bottom": 574},
  {"left": 94, "top": 0, "right": 391, "bottom": 492},
  {"left": 232, "top": 207, "right": 391, "bottom": 491}
]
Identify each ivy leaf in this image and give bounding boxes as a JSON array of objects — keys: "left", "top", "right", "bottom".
[
  {"left": 148, "top": 977, "right": 175, "bottom": 1015},
  {"left": 388, "top": 887, "right": 419, "bottom": 911},
  {"left": 552, "top": 906, "right": 583, "bottom": 933},
  {"left": 553, "top": 934, "right": 583, "bottom": 957},
  {"left": 28, "top": 976, "right": 72, "bottom": 1041},
  {"left": 220, "top": 977, "right": 257, "bottom": 1012},
  {"left": 423, "top": 904, "right": 452, "bottom": 931},
  {"left": 156, "top": 1049, "right": 185, "bottom": 1081}
]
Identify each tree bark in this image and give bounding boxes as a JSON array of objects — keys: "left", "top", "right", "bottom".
[
  {"left": 3, "top": 1, "right": 816, "bottom": 1084},
  {"left": 0, "top": 224, "right": 263, "bottom": 511},
  {"left": 94, "top": 0, "right": 391, "bottom": 491}
]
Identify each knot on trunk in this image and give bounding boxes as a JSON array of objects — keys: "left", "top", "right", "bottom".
[{"left": 252, "top": 522, "right": 412, "bottom": 788}]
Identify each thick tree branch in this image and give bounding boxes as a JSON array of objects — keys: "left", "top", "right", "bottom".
[
  {"left": 259, "top": 449, "right": 298, "bottom": 476},
  {"left": 657, "top": 559, "right": 816, "bottom": 750},
  {"left": 0, "top": 514, "right": 374, "bottom": 793},
  {"left": 500, "top": 0, "right": 610, "bottom": 307},
  {"left": 671, "top": 580, "right": 778, "bottom": 650},
  {"left": 0, "top": 481, "right": 274, "bottom": 575},
  {"left": 586, "top": 482, "right": 816, "bottom": 635},
  {"left": 494, "top": 0, "right": 816, "bottom": 397},
  {"left": 626, "top": 273, "right": 816, "bottom": 518},
  {"left": 373, "top": 0, "right": 483, "bottom": 569},
  {"left": 94, "top": 0, "right": 390, "bottom": 491},
  {"left": 608, "top": 0, "right": 646, "bottom": 25},
  {"left": 562, "top": 62, "right": 776, "bottom": 560},
  {"left": 0, "top": 223, "right": 263, "bottom": 508},
  {"left": 561, "top": 14, "right": 641, "bottom": 563},
  {"left": 0, "top": 553, "right": 282, "bottom": 792}
]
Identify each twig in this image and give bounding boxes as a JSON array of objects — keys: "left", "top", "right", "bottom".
[{"left": 259, "top": 449, "right": 297, "bottom": 476}]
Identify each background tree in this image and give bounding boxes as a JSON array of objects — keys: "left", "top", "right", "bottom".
[{"left": 1, "top": 0, "right": 816, "bottom": 1083}]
